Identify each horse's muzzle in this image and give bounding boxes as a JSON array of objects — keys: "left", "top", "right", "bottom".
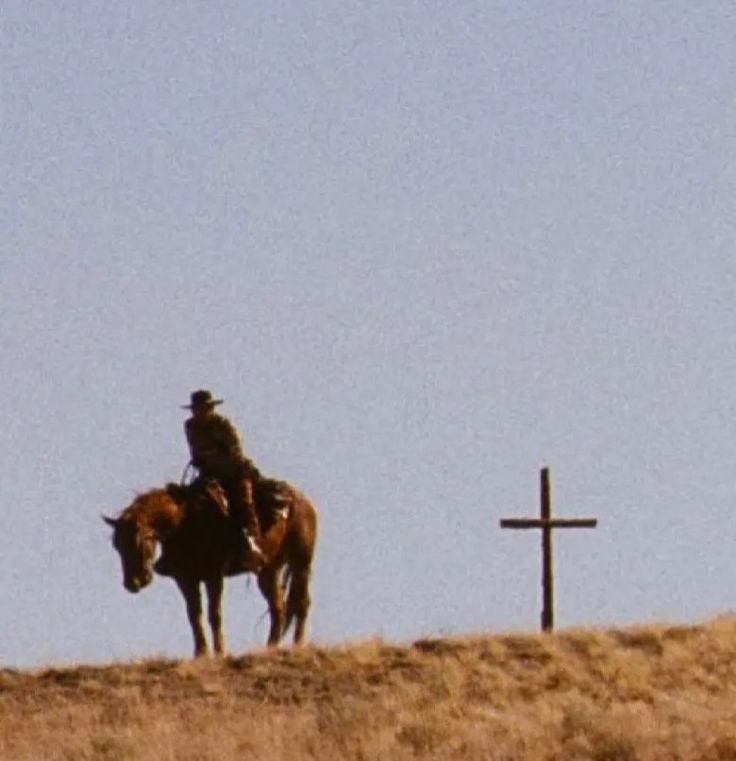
[{"left": 124, "top": 573, "right": 151, "bottom": 593}]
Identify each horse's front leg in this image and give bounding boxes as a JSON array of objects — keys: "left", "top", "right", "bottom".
[
  {"left": 175, "top": 576, "right": 207, "bottom": 657},
  {"left": 205, "top": 575, "right": 225, "bottom": 656},
  {"left": 258, "top": 566, "right": 285, "bottom": 646}
]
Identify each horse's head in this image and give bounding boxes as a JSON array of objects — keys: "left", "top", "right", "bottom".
[{"left": 103, "top": 514, "right": 156, "bottom": 593}]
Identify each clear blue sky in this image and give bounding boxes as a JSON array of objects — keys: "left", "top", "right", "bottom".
[{"left": 2, "top": 1, "right": 736, "bottom": 667}]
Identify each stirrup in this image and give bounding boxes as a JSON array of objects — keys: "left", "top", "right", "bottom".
[
  {"left": 246, "top": 534, "right": 266, "bottom": 564},
  {"left": 225, "top": 533, "right": 264, "bottom": 575}
]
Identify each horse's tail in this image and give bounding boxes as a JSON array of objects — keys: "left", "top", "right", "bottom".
[
  {"left": 282, "top": 566, "right": 296, "bottom": 635},
  {"left": 279, "top": 490, "right": 316, "bottom": 643}
]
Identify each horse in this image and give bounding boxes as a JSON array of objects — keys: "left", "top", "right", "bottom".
[{"left": 103, "top": 479, "right": 317, "bottom": 657}]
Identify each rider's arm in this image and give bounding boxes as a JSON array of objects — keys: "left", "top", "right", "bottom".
[{"left": 184, "top": 418, "right": 204, "bottom": 468}]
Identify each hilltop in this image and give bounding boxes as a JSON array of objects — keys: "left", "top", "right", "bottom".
[{"left": 3, "top": 618, "right": 736, "bottom": 760}]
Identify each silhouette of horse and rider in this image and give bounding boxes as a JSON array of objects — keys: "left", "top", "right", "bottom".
[{"left": 104, "top": 390, "right": 318, "bottom": 656}]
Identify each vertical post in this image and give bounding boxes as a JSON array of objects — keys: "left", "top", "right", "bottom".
[
  {"left": 540, "top": 467, "right": 553, "bottom": 632},
  {"left": 500, "top": 469, "right": 597, "bottom": 632}
]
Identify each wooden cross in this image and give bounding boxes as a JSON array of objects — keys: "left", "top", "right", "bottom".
[{"left": 500, "top": 467, "right": 597, "bottom": 632}]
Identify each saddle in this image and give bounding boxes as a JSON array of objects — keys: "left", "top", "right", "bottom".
[
  {"left": 168, "top": 477, "right": 291, "bottom": 530},
  {"left": 165, "top": 480, "right": 228, "bottom": 519}
]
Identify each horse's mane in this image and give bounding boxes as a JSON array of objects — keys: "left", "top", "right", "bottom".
[
  {"left": 164, "top": 482, "right": 189, "bottom": 504},
  {"left": 120, "top": 485, "right": 185, "bottom": 524}
]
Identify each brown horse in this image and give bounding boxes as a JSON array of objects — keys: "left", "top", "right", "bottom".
[{"left": 103, "top": 480, "right": 317, "bottom": 657}]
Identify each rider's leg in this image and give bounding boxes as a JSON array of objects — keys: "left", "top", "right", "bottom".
[{"left": 225, "top": 475, "right": 266, "bottom": 571}]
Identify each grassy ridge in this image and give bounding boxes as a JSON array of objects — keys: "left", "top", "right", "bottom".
[{"left": 3, "top": 618, "right": 736, "bottom": 760}]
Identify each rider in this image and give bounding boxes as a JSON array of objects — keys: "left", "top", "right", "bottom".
[{"left": 182, "top": 389, "right": 266, "bottom": 572}]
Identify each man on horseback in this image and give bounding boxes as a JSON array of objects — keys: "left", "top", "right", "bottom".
[{"left": 181, "top": 389, "right": 266, "bottom": 573}]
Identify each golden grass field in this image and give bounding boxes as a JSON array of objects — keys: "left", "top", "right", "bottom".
[{"left": 4, "top": 617, "right": 736, "bottom": 760}]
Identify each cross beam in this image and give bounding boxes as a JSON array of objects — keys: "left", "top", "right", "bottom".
[{"left": 500, "top": 467, "right": 597, "bottom": 632}]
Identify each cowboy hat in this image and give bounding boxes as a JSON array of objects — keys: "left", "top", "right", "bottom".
[{"left": 182, "top": 389, "right": 224, "bottom": 409}]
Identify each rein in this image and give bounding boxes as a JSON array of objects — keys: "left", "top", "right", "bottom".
[{"left": 180, "top": 460, "right": 195, "bottom": 486}]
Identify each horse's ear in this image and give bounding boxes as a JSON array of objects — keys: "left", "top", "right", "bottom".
[{"left": 102, "top": 515, "right": 119, "bottom": 528}]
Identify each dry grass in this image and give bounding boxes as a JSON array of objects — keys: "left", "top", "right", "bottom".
[{"left": 4, "top": 617, "right": 736, "bottom": 760}]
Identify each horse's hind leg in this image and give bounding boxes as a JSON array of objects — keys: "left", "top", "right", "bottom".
[
  {"left": 205, "top": 575, "right": 225, "bottom": 656},
  {"left": 286, "top": 565, "right": 312, "bottom": 646},
  {"left": 176, "top": 576, "right": 207, "bottom": 657},
  {"left": 257, "top": 566, "right": 285, "bottom": 646}
]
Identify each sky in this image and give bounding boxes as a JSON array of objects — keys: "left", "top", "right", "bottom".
[{"left": 2, "top": 1, "right": 736, "bottom": 668}]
